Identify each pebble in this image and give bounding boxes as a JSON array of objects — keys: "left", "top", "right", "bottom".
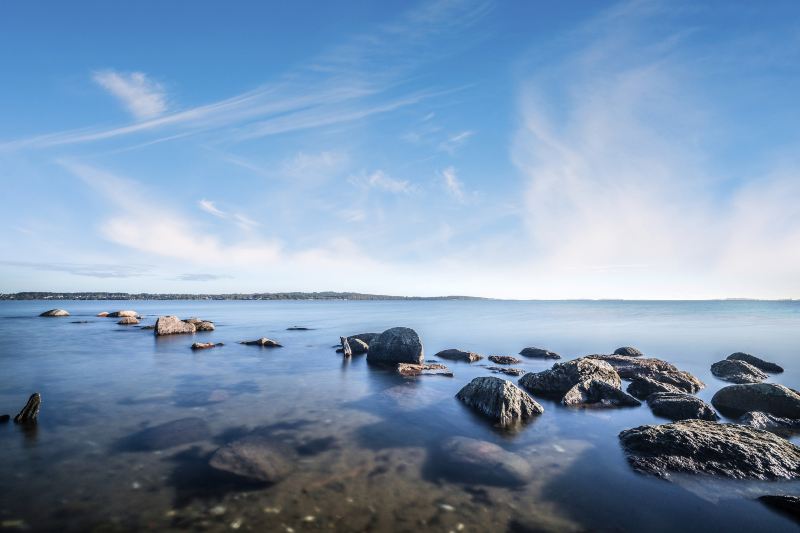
[
  {"left": 439, "top": 504, "right": 455, "bottom": 512},
  {"left": 210, "top": 505, "right": 227, "bottom": 516},
  {"left": 263, "top": 507, "right": 281, "bottom": 514},
  {"left": 302, "top": 515, "right": 315, "bottom": 522},
  {"left": 230, "top": 519, "right": 242, "bottom": 529},
  {"left": 131, "top": 481, "right": 141, "bottom": 490}
]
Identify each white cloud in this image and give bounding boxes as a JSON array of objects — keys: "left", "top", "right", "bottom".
[
  {"left": 233, "top": 213, "right": 259, "bottom": 231},
  {"left": 93, "top": 70, "right": 167, "bottom": 120},
  {"left": 198, "top": 199, "right": 226, "bottom": 218},
  {"left": 351, "top": 170, "right": 412, "bottom": 194},
  {"left": 439, "top": 130, "right": 474, "bottom": 153},
  {"left": 441, "top": 166, "right": 465, "bottom": 201}
]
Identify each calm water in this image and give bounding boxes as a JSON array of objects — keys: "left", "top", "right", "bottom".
[{"left": 1, "top": 300, "right": 799, "bottom": 532}]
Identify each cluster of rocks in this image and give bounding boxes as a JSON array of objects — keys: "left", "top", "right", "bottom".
[
  {"left": 154, "top": 315, "right": 215, "bottom": 336},
  {"left": 239, "top": 338, "right": 282, "bottom": 347},
  {"left": 710, "top": 352, "right": 783, "bottom": 384}
]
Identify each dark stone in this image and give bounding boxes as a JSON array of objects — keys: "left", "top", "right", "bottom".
[
  {"left": 711, "top": 383, "right": 800, "bottom": 418},
  {"left": 191, "top": 342, "right": 223, "bottom": 350},
  {"left": 758, "top": 495, "right": 800, "bottom": 523},
  {"left": 14, "top": 393, "right": 41, "bottom": 424},
  {"left": 0, "top": 414, "right": 10, "bottom": 423},
  {"left": 646, "top": 392, "right": 718, "bottom": 421},
  {"left": 519, "top": 347, "right": 560, "bottom": 359},
  {"left": 619, "top": 419, "right": 800, "bottom": 479},
  {"left": 487, "top": 366, "right": 525, "bottom": 377},
  {"left": 518, "top": 357, "right": 621, "bottom": 397},
  {"left": 367, "top": 327, "right": 423, "bottom": 364},
  {"left": 126, "top": 417, "right": 211, "bottom": 450},
  {"left": 435, "top": 349, "right": 483, "bottom": 362},
  {"left": 209, "top": 436, "right": 293, "bottom": 483},
  {"left": 456, "top": 376, "right": 543, "bottom": 426},
  {"left": 626, "top": 377, "right": 683, "bottom": 400},
  {"left": 710, "top": 359, "right": 767, "bottom": 384},
  {"left": 562, "top": 379, "right": 641, "bottom": 408},
  {"left": 439, "top": 436, "right": 532, "bottom": 486},
  {"left": 727, "top": 352, "right": 784, "bottom": 373},
  {"left": 155, "top": 315, "right": 196, "bottom": 336},
  {"left": 488, "top": 355, "right": 522, "bottom": 365},
  {"left": 397, "top": 363, "right": 452, "bottom": 377},
  {"left": 39, "top": 309, "right": 69, "bottom": 317},
  {"left": 588, "top": 355, "right": 704, "bottom": 393},
  {"left": 239, "top": 337, "right": 282, "bottom": 347},
  {"left": 738, "top": 411, "right": 800, "bottom": 437},
  {"left": 614, "top": 346, "right": 643, "bottom": 356},
  {"left": 287, "top": 326, "right": 312, "bottom": 331}
]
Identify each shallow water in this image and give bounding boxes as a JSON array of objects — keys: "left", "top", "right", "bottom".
[{"left": 1, "top": 299, "right": 799, "bottom": 532}]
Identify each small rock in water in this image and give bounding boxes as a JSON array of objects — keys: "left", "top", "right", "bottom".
[
  {"left": 118, "top": 317, "right": 140, "bottom": 325},
  {"left": 70, "top": 320, "right": 91, "bottom": 324},
  {"left": 738, "top": 411, "right": 800, "bottom": 437},
  {"left": 96, "top": 312, "right": 109, "bottom": 317},
  {"left": 711, "top": 383, "right": 800, "bottom": 418},
  {"left": 646, "top": 392, "right": 718, "bottom": 421},
  {"left": 488, "top": 355, "right": 522, "bottom": 365},
  {"left": 519, "top": 347, "right": 561, "bottom": 359},
  {"left": 125, "top": 417, "right": 211, "bottom": 450},
  {"left": 209, "top": 436, "right": 293, "bottom": 483},
  {"left": 456, "top": 376, "right": 543, "bottom": 427},
  {"left": 240, "top": 337, "right": 282, "bottom": 347},
  {"left": 192, "top": 342, "right": 223, "bottom": 350},
  {"left": 397, "top": 363, "right": 453, "bottom": 377},
  {"left": 727, "top": 352, "right": 784, "bottom": 374},
  {"left": 439, "top": 436, "right": 532, "bottom": 486},
  {"left": 758, "top": 495, "right": 800, "bottom": 523},
  {"left": 286, "top": 326, "right": 312, "bottom": 331},
  {"left": 195, "top": 321, "right": 215, "bottom": 332},
  {"left": 14, "top": 393, "right": 41, "bottom": 424},
  {"left": 486, "top": 366, "right": 525, "bottom": 377},
  {"left": 435, "top": 349, "right": 483, "bottom": 362},
  {"left": 141, "top": 325, "right": 155, "bottom": 330},
  {"left": 109, "top": 310, "right": 138, "bottom": 318},
  {"left": 710, "top": 359, "right": 768, "bottom": 384},
  {"left": 614, "top": 346, "right": 643, "bottom": 356},
  {"left": 155, "top": 315, "right": 196, "bottom": 336},
  {"left": 39, "top": 308, "right": 69, "bottom": 317},
  {"left": 0, "top": 414, "right": 10, "bottom": 423}
]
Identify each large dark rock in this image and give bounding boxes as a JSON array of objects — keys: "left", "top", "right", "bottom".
[
  {"left": 626, "top": 377, "right": 683, "bottom": 400},
  {"left": 646, "top": 392, "right": 718, "bottom": 421},
  {"left": 518, "top": 358, "right": 621, "bottom": 397},
  {"left": 519, "top": 347, "right": 560, "bottom": 359},
  {"left": 367, "top": 327, "right": 424, "bottom": 364},
  {"left": 155, "top": 315, "right": 196, "bottom": 336},
  {"left": 456, "top": 376, "right": 543, "bottom": 427},
  {"left": 614, "top": 346, "right": 643, "bottom": 356},
  {"left": 209, "top": 436, "right": 293, "bottom": 483},
  {"left": 727, "top": 352, "right": 784, "bottom": 374},
  {"left": 438, "top": 436, "right": 532, "bottom": 486},
  {"left": 39, "top": 309, "right": 69, "bottom": 317},
  {"left": 562, "top": 379, "right": 641, "bottom": 408},
  {"left": 14, "top": 393, "right": 41, "bottom": 424},
  {"left": 619, "top": 419, "right": 800, "bottom": 479},
  {"left": 739, "top": 411, "right": 800, "bottom": 438},
  {"left": 435, "top": 349, "right": 483, "bottom": 362},
  {"left": 488, "top": 355, "right": 522, "bottom": 365},
  {"left": 710, "top": 359, "right": 767, "bottom": 384},
  {"left": 126, "top": 417, "right": 211, "bottom": 450},
  {"left": 711, "top": 383, "right": 800, "bottom": 418},
  {"left": 758, "top": 495, "right": 800, "bottom": 523},
  {"left": 589, "top": 355, "right": 704, "bottom": 393}
]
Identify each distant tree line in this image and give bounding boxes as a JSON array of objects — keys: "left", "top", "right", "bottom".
[{"left": 0, "top": 291, "right": 485, "bottom": 301}]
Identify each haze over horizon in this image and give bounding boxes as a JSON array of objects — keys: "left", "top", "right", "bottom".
[{"left": 2, "top": 0, "right": 799, "bottom": 300}]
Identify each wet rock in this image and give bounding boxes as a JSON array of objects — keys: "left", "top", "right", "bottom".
[
  {"left": 397, "top": 363, "right": 453, "bottom": 377},
  {"left": 191, "top": 342, "right": 223, "bottom": 350},
  {"left": 117, "top": 317, "right": 140, "bottom": 325},
  {"left": 239, "top": 337, "right": 282, "bottom": 347},
  {"left": 183, "top": 317, "right": 203, "bottom": 325},
  {"left": 39, "top": 309, "right": 69, "bottom": 317},
  {"left": 96, "top": 312, "right": 109, "bottom": 317},
  {"left": 727, "top": 352, "right": 784, "bottom": 374},
  {"left": 518, "top": 358, "right": 621, "bottom": 397},
  {"left": 626, "top": 376, "right": 683, "bottom": 400},
  {"left": 487, "top": 366, "right": 525, "bottom": 377},
  {"left": 367, "top": 327, "right": 424, "bottom": 365},
  {"left": 287, "top": 326, "right": 312, "bottom": 331},
  {"left": 14, "top": 393, "right": 41, "bottom": 424},
  {"left": 70, "top": 320, "right": 90, "bottom": 324},
  {"left": 155, "top": 315, "right": 196, "bottom": 336},
  {"left": 109, "top": 310, "right": 138, "bottom": 318},
  {"left": 126, "top": 417, "right": 211, "bottom": 450},
  {"left": 710, "top": 359, "right": 767, "bottom": 384},
  {"left": 562, "top": 379, "right": 641, "bottom": 408},
  {"left": 739, "top": 411, "right": 800, "bottom": 437},
  {"left": 646, "top": 392, "right": 718, "bottom": 421},
  {"left": 711, "top": 383, "right": 800, "bottom": 418},
  {"left": 439, "top": 436, "right": 532, "bottom": 486},
  {"left": 209, "top": 436, "right": 293, "bottom": 483},
  {"left": 488, "top": 355, "right": 522, "bottom": 365},
  {"left": 141, "top": 325, "right": 155, "bottom": 330},
  {"left": 0, "top": 414, "right": 10, "bottom": 423},
  {"left": 619, "top": 419, "right": 800, "bottom": 479},
  {"left": 758, "top": 495, "right": 800, "bottom": 523},
  {"left": 456, "top": 376, "right": 543, "bottom": 427},
  {"left": 589, "top": 355, "right": 704, "bottom": 393},
  {"left": 614, "top": 346, "right": 643, "bottom": 356},
  {"left": 336, "top": 338, "right": 368, "bottom": 354},
  {"left": 519, "top": 347, "right": 561, "bottom": 359},
  {"left": 349, "top": 332, "right": 380, "bottom": 345},
  {"left": 195, "top": 321, "right": 215, "bottom": 332},
  {"left": 435, "top": 349, "right": 483, "bottom": 362}
]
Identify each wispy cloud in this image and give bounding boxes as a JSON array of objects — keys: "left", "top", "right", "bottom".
[
  {"left": 439, "top": 130, "right": 475, "bottom": 154},
  {"left": 0, "top": 260, "right": 152, "bottom": 278},
  {"left": 441, "top": 166, "right": 465, "bottom": 201},
  {"left": 176, "top": 273, "right": 231, "bottom": 282},
  {"left": 198, "top": 199, "right": 226, "bottom": 218},
  {"left": 351, "top": 170, "right": 412, "bottom": 194},
  {"left": 93, "top": 70, "right": 167, "bottom": 120}
]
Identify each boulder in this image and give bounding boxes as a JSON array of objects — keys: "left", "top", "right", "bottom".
[
  {"left": 439, "top": 436, "right": 532, "bottom": 486},
  {"left": 646, "top": 392, "right": 718, "bottom": 421},
  {"left": 519, "top": 347, "right": 561, "bottom": 359},
  {"left": 711, "top": 383, "right": 800, "bottom": 418},
  {"left": 487, "top": 366, "right": 525, "bottom": 377},
  {"left": 518, "top": 357, "right": 621, "bottom": 397},
  {"left": 191, "top": 342, "right": 223, "bottom": 350},
  {"left": 209, "top": 436, "right": 293, "bottom": 483},
  {"left": 588, "top": 355, "right": 704, "bottom": 393},
  {"left": 155, "top": 316, "right": 196, "bottom": 336},
  {"left": 435, "top": 349, "right": 483, "bottom": 362},
  {"left": 739, "top": 411, "right": 800, "bottom": 438},
  {"left": 195, "top": 321, "right": 215, "bottom": 332},
  {"left": 367, "top": 327, "right": 423, "bottom": 364},
  {"left": 626, "top": 377, "right": 683, "bottom": 400},
  {"left": 240, "top": 338, "right": 282, "bottom": 347},
  {"left": 727, "top": 352, "right": 784, "bottom": 374},
  {"left": 562, "top": 379, "right": 641, "bottom": 408},
  {"left": 758, "top": 495, "right": 800, "bottom": 523},
  {"left": 96, "top": 312, "right": 109, "bottom": 317},
  {"left": 117, "top": 317, "right": 140, "bottom": 325},
  {"left": 456, "top": 376, "right": 543, "bottom": 427},
  {"left": 397, "top": 363, "right": 453, "bottom": 377},
  {"left": 710, "top": 359, "right": 768, "bottom": 384},
  {"left": 614, "top": 346, "right": 643, "bottom": 356},
  {"left": 125, "top": 417, "right": 211, "bottom": 450},
  {"left": 619, "top": 419, "right": 800, "bottom": 480},
  {"left": 488, "top": 355, "right": 521, "bottom": 365},
  {"left": 39, "top": 309, "right": 69, "bottom": 317},
  {"left": 14, "top": 393, "right": 41, "bottom": 424},
  {"left": 336, "top": 338, "right": 368, "bottom": 354},
  {"left": 109, "top": 310, "right": 138, "bottom": 318}
]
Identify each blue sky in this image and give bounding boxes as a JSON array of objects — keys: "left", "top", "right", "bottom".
[{"left": 1, "top": 0, "right": 799, "bottom": 299}]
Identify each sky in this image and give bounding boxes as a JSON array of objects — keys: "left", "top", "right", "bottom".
[{"left": 1, "top": 0, "right": 799, "bottom": 299}]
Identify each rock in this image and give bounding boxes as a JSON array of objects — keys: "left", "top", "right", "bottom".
[
  {"left": 739, "top": 411, "right": 800, "bottom": 437},
  {"left": 126, "top": 417, "right": 211, "bottom": 450},
  {"left": 209, "top": 436, "right": 293, "bottom": 483},
  {"left": 588, "top": 355, "right": 704, "bottom": 393},
  {"left": 435, "top": 349, "right": 483, "bottom": 362},
  {"left": 287, "top": 326, "right": 312, "bottom": 331},
  {"left": 96, "top": 312, "right": 109, "bottom": 317},
  {"left": 118, "top": 317, "right": 140, "bottom": 325},
  {"left": 646, "top": 392, "right": 718, "bottom": 421},
  {"left": 397, "top": 363, "right": 453, "bottom": 377},
  {"left": 14, "top": 393, "right": 41, "bottom": 424},
  {"left": 39, "top": 309, "right": 69, "bottom": 317},
  {"left": 487, "top": 366, "right": 525, "bottom": 377},
  {"left": 141, "top": 325, "right": 155, "bottom": 330},
  {"left": 710, "top": 359, "right": 768, "bottom": 384},
  {"left": 562, "top": 379, "right": 641, "bottom": 408},
  {"left": 456, "top": 376, "right": 543, "bottom": 427},
  {"left": 0, "top": 414, "right": 10, "bottom": 423},
  {"left": 619, "top": 419, "right": 800, "bottom": 480},
  {"left": 350, "top": 332, "right": 380, "bottom": 345},
  {"left": 191, "top": 342, "right": 223, "bottom": 350},
  {"left": 519, "top": 347, "right": 561, "bottom": 359},
  {"left": 239, "top": 338, "right": 282, "bottom": 347},
  {"left": 367, "top": 327, "right": 423, "bottom": 364},
  {"left": 439, "top": 436, "right": 532, "bottom": 486},
  {"left": 155, "top": 316, "right": 196, "bottom": 336},
  {"left": 626, "top": 377, "right": 683, "bottom": 400},
  {"left": 109, "top": 310, "right": 138, "bottom": 318},
  {"left": 711, "top": 383, "right": 800, "bottom": 418},
  {"left": 336, "top": 338, "right": 368, "bottom": 354},
  {"left": 758, "top": 495, "right": 800, "bottom": 523},
  {"left": 519, "top": 357, "right": 621, "bottom": 397},
  {"left": 183, "top": 317, "right": 203, "bottom": 325},
  {"left": 614, "top": 346, "right": 643, "bottom": 356},
  {"left": 70, "top": 320, "right": 90, "bottom": 324},
  {"left": 195, "top": 321, "right": 215, "bottom": 332},
  {"left": 488, "top": 355, "right": 522, "bottom": 365},
  {"left": 727, "top": 352, "right": 784, "bottom": 373}
]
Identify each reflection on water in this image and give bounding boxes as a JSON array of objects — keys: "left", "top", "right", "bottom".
[{"left": 1, "top": 299, "right": 799, "bottom": 531}]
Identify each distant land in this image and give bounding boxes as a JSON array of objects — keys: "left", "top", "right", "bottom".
[{"left": 0, "top": 291, "right": 487, "bottom": 301}]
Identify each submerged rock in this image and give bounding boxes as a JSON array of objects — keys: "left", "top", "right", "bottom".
[
  {"left": 487, "top": 366, "right": 525, "bottom": 377},
  {"left": 209, "top": 436, "right": 293, "bottom": 483},
  {"left": 758, "top": 495, "right": 800, "bottom": 523},
  {"left": 435, "top": 349, "right": 483, "bottom": 362},
  {"left": 39, "top": 309, "right": 69, "bottom": 317},
  {"left": 519, "top": 347, "right": 561, "bottom": 359},
  {"left": 619, "top": 419, "right": 800, "bottom": 480},
  {"left": 286, "top": 326, "right": 312, "bottom": 331},
  {"left": 626, "top": 376, "right": 683, "bottom": 400},
  {"left": 109, "top": 310, "right": 138, "bottom": 318},
  {"left": 589, "top": 355, "right": 704, "bottom": 393},
  {"left": 117, "top": 317, "right": 140, "bottom": 325},
  {"left": 240, "top": 338, "right": 282, "bottom": 347},
  {"left": 646, "top": 392, "right": 718, "bottom": 421},
  {"left": 191, "top": 342, "right": 223, "bottom": 350},
  {"left": 397, "top": 363, "right": 453, "bottom": 377},
  {"left": 711, "top": 383, "right": 800, "bottom": 418},
  {"left": 13, "top": 393, "right": 41, "bottom": 424},
  {"left": 710, "top": 359, "right": 768, "bottom": 384},
  {"left": 614, "top": 346, "right": 643, "bottom": 356},
  {"left": 727, "top": 352, "right": 784, "bottom": 374},
  {"left": 439, "top": 436, "right": 532, "bottom": 486},
  {"left": 155, "top": 316, "right": 196, "bottom": 336},
  {"left": 562, "top": 379, "right": 641, "bottom": 408},
  {"left": 141, "top": 325, "right": 155, "bottom": 330},
  {"left": 739, "top": 411, "right": 800, "bottom": 438},
  {"left": 127, "top": 417, "right": 211, "bottom": 450},
  {"left": 456, "top": 376, "right": 543, "bottom": 427},
  {"left": 488, "top": 355, "right": 522, "bottom": 365},
  {"left": 518, "top": 358, "right": 621, "bottom": 397},
  {"left": 367, "top": 327, "right": 424, "bottom": 364}
]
